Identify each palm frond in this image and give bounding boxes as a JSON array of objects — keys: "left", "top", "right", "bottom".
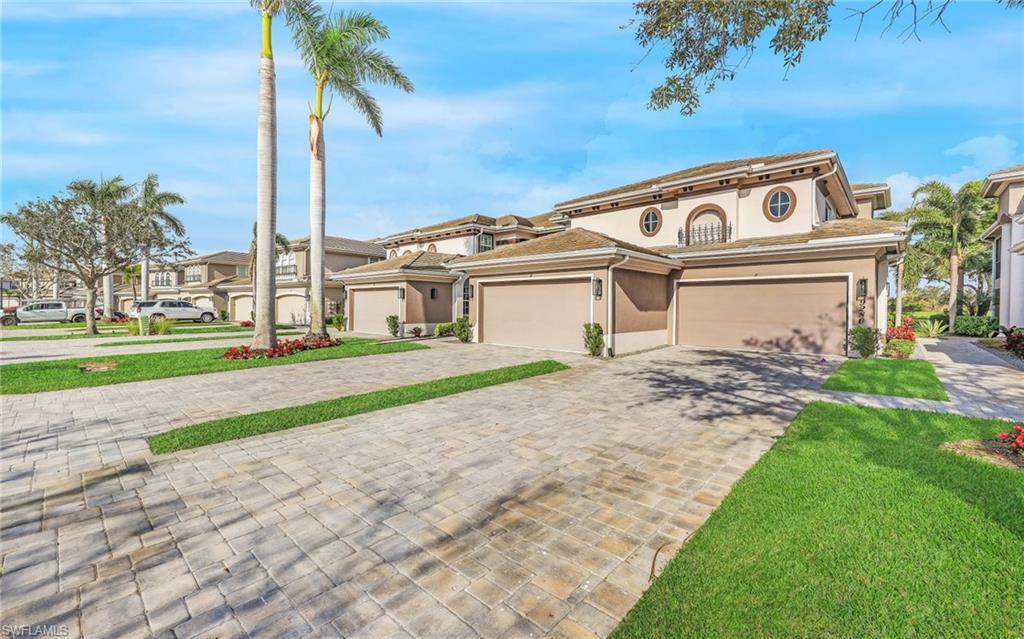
[
  {"left": 340, "top": 83, "right": 384, "bottom": 136},
  {"left": 346, "top": 47, "right": 414, "bottom": 92}
]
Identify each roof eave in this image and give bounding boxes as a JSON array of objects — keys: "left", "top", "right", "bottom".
[
  {"left": 667, "top": 232, "right": 906, "bottom": 260},
  {"left": 451, "top": 246, "right": 678, "bottom": 270}
]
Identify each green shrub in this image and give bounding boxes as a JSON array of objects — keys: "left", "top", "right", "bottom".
[
  {"left": 411, "top": 326, "right": 423, "bottom": 337},
  {"left": 453, "top": 317, "right": 472, "bottom": 343},
  {"left": 953, "top": 315, "right": 997, "bottom": 337},
  {"left": 433, "top": 322, "right": 454, "bottom": 337},
  {"left": 329, "top": 313, "right": 346, "bottom": 331},
  {"left": 127, "top": 321, "right": 142, "bottom": 336},
  {"left": 219, "top": 309, "right": 228, "bottom": 321},
  {"left": 915, "top": 319, "right": 947, "bottom": 338},
  {"left": 883, "top": 338, "right": 915, "bottom": 359},
  {"left": 848, "top": 326, "right": 879, "bottom": 358},
  {"left": 385, "top": 315, "right": 400, "bottom": 337},
  {"left": 152, "top": 319, "right": 173, "bottom": 335},
  {"left": 583, "top": 323, "right": 604, "bottom": 357}
]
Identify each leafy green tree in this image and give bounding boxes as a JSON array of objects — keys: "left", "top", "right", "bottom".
[
  {"left": 68, "top": 176, "right": 134, "bottom": 318},
  {"left": 634, "top": 0, "right": 1022, "bottom": 115},
  {"left": 122, "top": 263, "right": 142, "bottom": 301},
  {"left": 138, "top": 174, "right": 185, "bottom": 301},
  {"left": 910, "top": 180, "right": 995, "bottom": 327},
  {"left": 287, "top": 2, "right": 413, "bottom": 337}
]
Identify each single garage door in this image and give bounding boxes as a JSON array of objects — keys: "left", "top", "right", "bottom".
[
  {"left": 677, "top": 277, "right": 848, "bottom": 355},
  {"left": 277, "top": 295, "right": 308, "bottom": 326},
  {"left": 481, "top": 279, "right": 591, "bottom": 352},
  {"left": 232, "top": 295, "right": 253, "bottom": 322},
  {"left": 351, "top": 288, "right": 399, "bottom": 335}
]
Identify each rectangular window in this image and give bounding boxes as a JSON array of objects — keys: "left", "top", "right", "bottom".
[
  {"left": 477, "top": 233, "right": 494, "bottom": 253},
  {"left": 824, "top": 203, "right": 835, "bottom": 221},
  {"left": 275, "top": 252, "right": 297, "bottom": 277},
  {"left": 236, "top": 265, "right": 249, "bottom": 277},
  {"left": 152, "top": 272, "right": 174, "bottom": 287},
  {"left": 992, "top": 289, "right": 1000, "bottom": 320},
  {"left": 994, "top": 237, "right": 1002, "bottom": 280},
  {"left": 462, "top": 282, "right": 471, "bottom": 316},
  {"left": 185, "top": 265, "right": 202, "bottom": 283}
]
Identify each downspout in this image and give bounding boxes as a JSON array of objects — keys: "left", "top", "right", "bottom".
[
  {"left": 452, "top": 271, "right": 468, "bottom": 319},
  {"left": 811, "top": 162, "right": 840, "bottom": 226},
  {"left": 605, "top": 254, "right": 629, "bottom": 357}
]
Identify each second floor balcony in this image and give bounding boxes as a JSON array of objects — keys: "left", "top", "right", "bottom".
[
  {"left": 275, "top": 265, "right": 298, "bottom": 278},
  {"left": 679, "top": 222, "right": 732, "bottom": 247}
]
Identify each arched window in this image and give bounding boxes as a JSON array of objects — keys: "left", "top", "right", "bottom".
[
  {"left": 763, "top": 186, "right": 797, "bottom": 222},
  {"left": 427, "top": 244, "right": 437, "bottom": 252},
  {"left": 388, "top": 250, "right": 397, "bottom": 259},
  {"left": 685, "top": 205, "right": 727, "bottom": 246},
  {"left": 639, "top": 208, "right": 662, "bottom": 237}
]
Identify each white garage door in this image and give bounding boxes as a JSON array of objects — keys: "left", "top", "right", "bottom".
[
  {"left": 232, "top": 295, "right": 253, "bottom": 322},
  {"left": 352, "top": 288, "right": 399, "bottom": 335},
  {"left": 277, "top": 295, "right": 307, "bottom": 326},
  {"left": 193, "top": 295, "right": 215, "bottom": 309},
  {"left": 480, "top": 279, "right": 591, "bottom": 352},
  {"left": 677, "top": 277, "right": 848, "bottom": 355}
]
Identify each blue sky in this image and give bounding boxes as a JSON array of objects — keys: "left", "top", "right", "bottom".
[{"left": 3, "top": 1, "right": 1022, "bottom": 255}]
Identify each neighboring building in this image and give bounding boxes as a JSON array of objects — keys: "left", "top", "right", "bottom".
[
  {"left": 224, "top": 235, "right": 385, "bottom": 323},
  {"left": 444, "top": 150, "right": 905, "bottom": 356},
  {"left": 375, "top": 213, "right": 565, "bottom": 258},
  {"left": 334, "top": 251, "right": 462, "bottom": 336},
  {"left": 981, "top": 164, "right": 1024, "bottom": 328}
]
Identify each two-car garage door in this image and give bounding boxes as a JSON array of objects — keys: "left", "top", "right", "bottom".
[
  {"left": 480, "top": 279, "right": 591, "bottom": 352},
  {"left": 677, "top": 277, "right": 849, "bottom": 355}
]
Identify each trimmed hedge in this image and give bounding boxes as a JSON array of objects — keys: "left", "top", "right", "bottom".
[
  {"left": 952, "top": 315, "right": 997, "bottom": 337},
  {"left": 883, "top": 338, "right": 916, "bottom": 359}
]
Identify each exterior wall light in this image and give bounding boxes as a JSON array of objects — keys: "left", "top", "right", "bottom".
[
  {"left": 397, "top": 287, "right": 405, "bottom": 300},
  {"left": 592, "top": 278, "right": 603, "bottom": 299},
  {"left": 856, "top": 278, "right": 868, "bottom": 299}
]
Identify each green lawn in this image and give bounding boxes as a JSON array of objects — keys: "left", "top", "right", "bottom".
[
  {"left": 148, "top": 359, "right": 569, "bottom": 454},
  {"left": 0, "top": 324, "right": 292, "bottom": 342},
  {"left": 96, "top": 331, "right": 302, "bottom": 347},
  {"left": 0, "top": 338, "right": 425, "bottom": 394},
  {"left": 822, "top": 358, "right": 948, "bottom": 400},
  {"left": 612, "top": 402, "right": 1024, "bottom": 639}
]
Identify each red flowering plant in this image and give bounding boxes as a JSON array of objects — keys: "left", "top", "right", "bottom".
[
  {"left": 238, "top": 320, "right": 255, "bottom": 327},
  {"left": 887, "top": 316, "right": 916, "bottom": 342},
  {"left": 222, "top": 336, "right": 340, "bottom": 360},
  {"left": 995, "top": 424, "right": 1024, "bottom": 457}
]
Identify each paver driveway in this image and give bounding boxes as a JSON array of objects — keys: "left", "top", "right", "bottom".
[{"left": 1, "top": 345, "right": 837, "bottom": 638}]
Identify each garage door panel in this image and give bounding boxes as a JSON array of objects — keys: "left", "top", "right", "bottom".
[
  {"left": 232, "top": 296, "right": 253, "bottom": 322},
  {"left": 277, "top": 295, "right": 307, "bottom": 326},
  {"left": 678, "top": 278, "right": 847, "bottom": 355},
  {"left": 481, "top": 279, "right": 591, "bottom": 352},
  {"left": 352, "top": 289, "right": 398, "bottom": 335}
]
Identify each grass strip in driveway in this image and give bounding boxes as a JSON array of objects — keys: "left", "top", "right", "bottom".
[
  {"left": 0, "top": 338, "right": 425, "bottom": 394},
  {"left": 822, "top": 358, "right": 948, "bottom": 400},
  {"left": 148, "top": 359, "right": 569, "bottom": 454},
  {"left": 612, "top": 402, "right": 1023, "bottom": 639},
  {"left": 95, "top": 331, "right": 303, "bottom": 347}
]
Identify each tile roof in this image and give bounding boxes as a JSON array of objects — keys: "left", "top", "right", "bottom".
[
  {"left": 380, "top": 211, "right": 562, "bottom": 241},
  {"left": 180, "top": 250, "right": 250, "bottom": 265},
  {"left": 180, "top": 275, "right": 238, "bottom": 289},
  {"left": 850, "top": 182, "right": 889, "bottom": 192},
  {"left": 339, "top": 251, "right": 462, "bottom": 276},
  {"left": 652, "top": 218, "right": 907, "bottom": 255},
  {"left": 527, "top": 211, "right": 563, "bottom": 228},
  {"left": 290, "top": 235, "right": 386, "bottom": 257},
  {"left": 554, "top": 149, "right": 834, "bottom": 208},
  {"left": 450, "top": 228, "right": 669, "bottom": 265},
  {"left": 989, "top": 163, "right": 1024, "bottom": 177}
]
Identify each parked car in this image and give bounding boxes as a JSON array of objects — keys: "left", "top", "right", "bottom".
[
  {"left": 128, "top": 300, "right": 216, "bottom": 323},
  {"left": 0, "top": 299, "right": 92, "bottom": 326}
]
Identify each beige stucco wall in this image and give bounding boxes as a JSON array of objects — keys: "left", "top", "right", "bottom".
[
  {"left": 405, "top": 281, "right": 453, "bottom": 325},
  {"left": 854, "top": 198, "right": 875, "bottom": 219},
  {"left": 209, "top": 262, "right": 235, "bottom": 280},
  {"left": 614, "top": 269, "right": 670, "bottom": 333},
  {"left": 389, "top": 234, "right": 476, "bottom": 257},
  {"left": 567, "top": 175, "right": 836, "bottom": 248},
  {"left": 326, "top": 253, "right": 374, "bottom": 274}
]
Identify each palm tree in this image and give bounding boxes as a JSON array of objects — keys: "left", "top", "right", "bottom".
[
  {"left": 247, "top": 222, "right": 290, "bottom": 321},
  {"left": 251, "top": 0, "right": 288, "bottom": 349},
  {"left": 287, "top": 3, "right": 413, "bottom": 337},
  {"left": 138, "top": 174, "right": 185, "bottom": 301},
  {"left": 122, "top": 264, "right": 141, "bottom": 302},
  {"left": 68, "top": 176, "right": 134, "bottom": 323},
  {"left": 911, "top": 180, "right": 995, "bottom": 328}
]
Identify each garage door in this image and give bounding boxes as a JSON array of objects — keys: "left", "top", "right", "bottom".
[
  {"left": 677, "top": 278, "right": 848, "bottom": 355},
  {"left": 277, "top": 295, "right": 307, "bottom": 326},
  {"left": 351, "top": 288, "right": 399, "bottom": 335},
  {"left": 481, "top": 279, "right": 591, "bottom": 352},
  {"left": 193, "top": 295, "right": 215, "bottom": 309},
  {"left": 232, "top": 295, "right": 253, "bottom": 322}
]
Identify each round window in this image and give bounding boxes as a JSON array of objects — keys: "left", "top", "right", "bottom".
[
  {"left": 639, "top": 208, "right": 662, "bottom": 236},
  {"left": 763, "top": 187, "right": 796, "bottom": 222}
]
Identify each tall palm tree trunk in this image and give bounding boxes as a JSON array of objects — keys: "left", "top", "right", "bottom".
[
  {"left": 102, "top": 274, "right": 114, "bottom": 319},
  {"left": 894, "top": 258, "right": 904, "bottom": 325},
  {"left": 141, "top": 256, "right": 150, "bottom": 301},
  {"left": 948, "top": 250, "right": 959, "bottom": 329},
  {"left": 253, "top": 12, "right": 278, "bottom": 351},
  {"left": 307, "top": 112, "right": 326, "bottom": 337}
]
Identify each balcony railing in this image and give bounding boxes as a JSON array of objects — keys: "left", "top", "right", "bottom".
[
  {"left": 184, "top": 275, "right": 202, "bottom": 283},
  {"left": 275, "top": 265, "right": 298, "bottom": 277},
  {"left": 679, "top": 222, "right": 732, "bottom": 247}
]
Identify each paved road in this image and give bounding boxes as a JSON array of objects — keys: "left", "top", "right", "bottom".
[{"left": 0, "top": 345, "right": 832, "bottom": 639}]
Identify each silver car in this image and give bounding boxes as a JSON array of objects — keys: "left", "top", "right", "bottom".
[{"left": 129, "top": 300, "right": 216, "bottom": 323}]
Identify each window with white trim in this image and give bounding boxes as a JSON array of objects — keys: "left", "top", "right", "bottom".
[{"left": 477, "top": 233, "right": 494, "bottom": 253}]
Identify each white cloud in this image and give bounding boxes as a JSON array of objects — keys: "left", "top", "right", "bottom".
[{"left": 885, "top": 135, "right": 1019, "bottom": 209}]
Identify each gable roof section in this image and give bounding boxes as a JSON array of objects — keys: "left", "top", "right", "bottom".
[
  {"left": 290, "top": 235, "right": 386, "bottom": 257},
  {"left": 981, "top": 163, "right": 1024, "bottom": 197},
  {"left": 179, "top": 250, "right": 249, "bottom": 266},
  {"left": 850, "top": 182, "right": 892, "bottom": 210},
  {"left": 450, "top": 228, "right": 670, "bottom": 265},
  {"left": 554, "top": 149, "right": 835, "bottom": 209},
  {"left": 653, "top": 218, "right": 907, "bottom": 256},
  {"left": 339, "top": 250, "right": 462, "bottom": 276}
]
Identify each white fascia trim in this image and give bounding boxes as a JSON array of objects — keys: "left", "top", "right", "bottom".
[
  {"left": 982, "top": 169, "right": 1024, "bottom": 197},
  {"left": 666, "top": 233, "right": 905, "bottom": 260},
  {"left": 450, "top": 246, "right": 679, "bottom": 269},
  {"left": 333, "top": 268, "right": 457, "bottom": 282}
]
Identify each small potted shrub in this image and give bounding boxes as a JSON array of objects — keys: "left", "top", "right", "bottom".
[
  {"left": 453, "top": 317, "right": 472, "bottom": 343},
  {"left": 385, "top": 315, "right": 400, "bottom": 337},
  {"left": 583, "top": 322, "right": 604, "bottom": 357},
  {"left": 411, "top": 326, "right": 423, "bottom": 337},
  {"left": 329, "top": 313, "right": 346, "bottom": 332}
]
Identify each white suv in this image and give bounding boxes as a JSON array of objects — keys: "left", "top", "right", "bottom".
[{"left": 129, "top": 300, "right": 216, "bottom": 323}]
